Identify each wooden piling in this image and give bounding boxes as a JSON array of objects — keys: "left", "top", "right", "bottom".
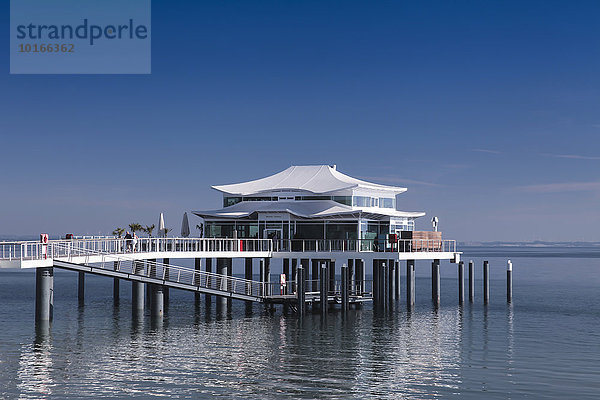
[
  {"left": 373, "top": 259, "right": 380, "bottom": 306},
  {"left": 113, "top": 261, "right": 119, "bottom": 305},
  {"left": 78, "top": 271, "right": 85, "bottom": 306},
  {"left": 458, "top": 261, "right": 464, "bottom": 305},
  {"left": 394, "top": 260, "right": 400, "bottom": 301},
  {"left": 432, "top": 260, "right": 440, "bottom": 307},
  {"left": 468, "top": 260, "right": 474, "bottom": 303},
  {"left": 381, "top": 262, "right": 388, "bottom": 309},
  {"left": 320, "top": 264, "right": 328, "bottom": 315},
  {"left": 297, "top": 265, "right": 305, "bottom": 316},
  {"left": 388, "top": 259, "right": 395, "bottom": 302},
  {"left": 483, "top": 260, "right": 489, "bottom": 304}
]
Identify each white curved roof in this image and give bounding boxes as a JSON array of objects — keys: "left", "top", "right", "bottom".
[
  {"left": 193, "top": 200, "right": 425, "bottom": 220},
  {"left": 212, "top": 165, "right": 407, "bottom": 196}
]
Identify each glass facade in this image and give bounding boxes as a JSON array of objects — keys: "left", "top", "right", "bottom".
[
  {"left": 224, "top": 195, "right": 374, "bottom": 208},
  {"left": 379, "top": 197, "right": 395, "bottom": 208},
  {"left": 223, "top": 196, "right": 277, "bottom": 207}
]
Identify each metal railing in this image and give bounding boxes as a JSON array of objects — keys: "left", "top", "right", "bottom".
[
  {"left": 0, "top": 237, "right": 456, "bottom": 263},
  {"left": 0, "top": 237, "right": 273, "bottom": 262},
  {"left": 54, "top": 244, "right": 267, "bottom": 299},
  {"left": 271, "top": 239, "right": 456, "bottom": 253},
  {"left": 263, "top": 278, "right": 373, "bottom": 298}
]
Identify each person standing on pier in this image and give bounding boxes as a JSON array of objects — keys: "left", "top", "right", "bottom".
[
  {"left": 124, "top": 231, "right": 133, "bottom": 252},
  {"left": 132, "top": 232, "right": 138, "bottom": 252}
]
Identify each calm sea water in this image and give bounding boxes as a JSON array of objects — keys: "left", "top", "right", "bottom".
[{"left": 1, "top": 247, "right": 599, "bottom": 399}]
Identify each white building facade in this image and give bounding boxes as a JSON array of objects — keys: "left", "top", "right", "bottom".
[{"left": 193, "top": 165, "right": 427, "bottom": 251}]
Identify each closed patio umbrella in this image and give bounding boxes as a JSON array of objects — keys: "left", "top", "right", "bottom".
[
  {"left": 181, "top": 212, "right": 190, "bottom": 238},
  {"left": 158, "top": 213, "right": 165, "bottom": 238}
]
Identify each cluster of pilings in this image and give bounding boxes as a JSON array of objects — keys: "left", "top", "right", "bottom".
[
  {"left": 34, "top": 256, "right": 274, "bottom": 324},
  {"left": 293, "top": 258, "right": 514, "bottom": 317},
  {"left": 34, "top": 256, "right": 513, "bottom": 324}
]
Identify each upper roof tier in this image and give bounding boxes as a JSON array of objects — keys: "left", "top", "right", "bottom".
[{"left": 212, "top": 165, "right": 407, "bottom": 196}]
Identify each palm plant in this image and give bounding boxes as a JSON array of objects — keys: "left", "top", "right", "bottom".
[
  {"left": 162, "top": 228, "right": 172, "bottom": 237},
  {"left": 112, "top": 227, "right": 125, "bottom": 238},
  {"left": 129, "top": 223, "right": 143, "bottom": 235},
  {"left": 144, "top": 224, "right": 155, "bottom": 238}
]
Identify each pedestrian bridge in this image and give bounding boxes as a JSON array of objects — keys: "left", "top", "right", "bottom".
[
  {"left": 9, "top": 241, "right": 372, "bottom": 306},
  {"left": 0, "top": 237, "right": 273, "bottom": 269},
  {"left": 0, "top": 236, "right": 459, "bottom": 269}
]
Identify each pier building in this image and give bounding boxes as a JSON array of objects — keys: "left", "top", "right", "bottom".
[
  {"left": 0, "top": 165, "right": 463, "bottom": 323},
  {"left": 195, "top": 164, "right": 424, "bottom": 251}
]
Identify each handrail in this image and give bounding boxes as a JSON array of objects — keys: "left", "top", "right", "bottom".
[
  {"left": 270, "top": 239, "right": 457, "bottom": 253},
  {"left": 0, "top": 237, "right": 273, "bottom": 262},
  {"left": 0, "top": 237, "right": 458, "bottom": 262},
  {"left": 52, "top": 243, "right": 267, "bottom": 299}
]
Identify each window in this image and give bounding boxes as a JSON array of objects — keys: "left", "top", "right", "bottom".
[
  {"left": 301, "top": 196, "right": 330, "bottom": 201},
  {"left": 224, "top": 197, "right": 242, "bottom": 207},
  {"left": 353, "top": 196, "right": 370, "bottom": 207},
  {"left": 332, "top": 196, "right": 352, "bottom": 206},
  {"left": 379, "top": 198, "right": 395, "bottom": 208}
]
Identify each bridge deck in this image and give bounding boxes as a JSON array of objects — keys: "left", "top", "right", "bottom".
[{"left": 0, "top": 237, "right": 460, "bottom": 269}]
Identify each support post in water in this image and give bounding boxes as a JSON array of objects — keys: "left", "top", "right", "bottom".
[
  {"left": 35, "top": 267, "right": 54, "bottom": 322},
  {"left": 469, "top": 260, "right": 474, "bottom": 303},
  {"left": 406, "top": 260, "right": 415, "bottom": 309},
  {"left": 458, "top": 261, "right": 464, "bottom": 305},
  {"left": 195, "top": 258, "right": 202, "bottom": 306},
  {"left": 151, "top": 284, "right": 164, "bottom": 318},
  {"left": 388, "top": 259, "right": 396, "bottom": 302},
  {"left": 394, "top": 260, "right": 400, "bottom": 301},
  {"left": 432, "top": 260, "right": 440, "bottom": 307},
  {"left": 297, "top": 265, "right": 305, "bottom": 316},
  {"left": 373, "top": 260, "right": 380, "bottom": 307},
  {"left": 507, "top": 259, "right": 513, "bottom": 303},
  {"left": 341, "top": 263, "right": 349, "bottom": 312},
  {"left": 131, "top": 261, "right": 145, "bottom": 313},
  {"left": 78, "top": 271, "right": 85, "bottom": 306},
  {"left": 205, "top": 258, "right": 213, "bottom": 305},
  {"left": 162, "top": 258, "right": 170, "bottom": 305},
  {"left": 381, "top": 262, "right": 388, "bottom": 309},
  {"left": 483, "top": 260, "right": 489, "bottom": 304},
  {"left": 113, "top": 261, "right": 119, "bottom": 305},
  {"left": 320, "top": 263, "right": 328, "bottom": 315},
  {"left": 216, "top": 258, "right": 228, "bottom": 309}
]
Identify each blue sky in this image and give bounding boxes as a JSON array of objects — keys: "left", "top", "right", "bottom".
[{"left": 1, "top": 0, "right": 599, "bottom": 241}]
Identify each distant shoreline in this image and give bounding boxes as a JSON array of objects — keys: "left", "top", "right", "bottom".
[{"left": 459, "top": 241, "right": 600, "bottom": 248}]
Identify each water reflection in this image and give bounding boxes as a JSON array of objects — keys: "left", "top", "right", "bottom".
[
  {"left": 14, "top": 299, "right": 516, "bottom": 399},
  {"left": 17, "top": 322, "right": 53, "bottom": 398}
]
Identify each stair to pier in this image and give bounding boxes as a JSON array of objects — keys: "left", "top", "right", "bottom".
[{"left": 52, "top": 244, "right": 265, "bottom": 302}]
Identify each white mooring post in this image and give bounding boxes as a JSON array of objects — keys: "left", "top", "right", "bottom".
[{"left": 507, "top": 260, "right": 513, "bottom": 303}]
